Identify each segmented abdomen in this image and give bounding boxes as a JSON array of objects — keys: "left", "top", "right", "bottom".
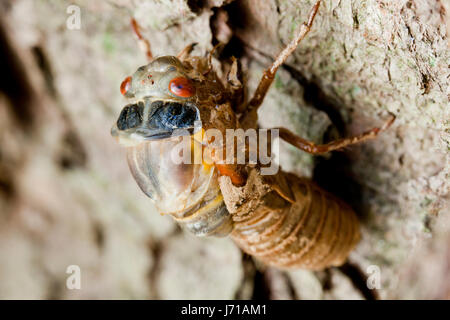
[{"left": 229, "top": 173, "right": 360, "bottom": 270}]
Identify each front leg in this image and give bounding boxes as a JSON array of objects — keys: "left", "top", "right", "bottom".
[
  {"left": 130, "top": 18, "right": 153, "bottom": 61},
  {"left": 177, "top": 43, "right": 197, "bottom": 61}
]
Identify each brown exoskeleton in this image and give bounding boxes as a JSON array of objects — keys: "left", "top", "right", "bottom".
[{"left": 111, "top": 1, "right": 395, "bottom": 270}]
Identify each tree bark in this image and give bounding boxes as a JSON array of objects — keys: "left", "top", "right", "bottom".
[{"left": 0, "top": 0, "right": 448, "bottom": 299}]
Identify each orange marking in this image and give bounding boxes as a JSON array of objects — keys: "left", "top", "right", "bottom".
[
  {"left": 169, "top": 77, "right": 195, "bottom": 98},
  {"left": 216, "top": 164, "right": 246, "bottom": 187},
  {"left": 120, "top": 76, "right": 132, "bottom": 95}
]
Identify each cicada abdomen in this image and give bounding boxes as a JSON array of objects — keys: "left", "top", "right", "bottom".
[{"left": 220, "top": 169, "right": 360, "bottom": 270}]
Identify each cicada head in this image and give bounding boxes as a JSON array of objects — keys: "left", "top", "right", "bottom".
[
  {"left": 111, "top": 56, "right": 204, "bottom": 145},
  {"left": 111, "top": 55, "right": 233, "bottom": 237}
]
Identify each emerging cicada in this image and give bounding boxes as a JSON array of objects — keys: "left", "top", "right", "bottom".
[{"left": 111, "top": 1, "right": 394, "bottom": 270}]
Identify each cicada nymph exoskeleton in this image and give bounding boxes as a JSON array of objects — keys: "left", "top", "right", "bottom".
[{"left": 111, "top": 1, "right": 394, "bottom": 270}]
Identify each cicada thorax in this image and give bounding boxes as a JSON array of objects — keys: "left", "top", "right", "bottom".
[{"left": 220, "top": 169, "right": 360, "bottom": 270}]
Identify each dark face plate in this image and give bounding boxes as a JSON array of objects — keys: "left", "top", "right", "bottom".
[
  {"left": 116, "top": 102, "right": 144, "bottom": 130},
  {"left": 113, "top": 99, "right": 201, "bottom": 142},
  {"left": 148, "top": 101, "right": 198, "bottom": 130}
]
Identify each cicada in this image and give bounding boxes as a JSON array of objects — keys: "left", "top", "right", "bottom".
[{"left": 111, "top": 1, "right": 394, "bottom": 270}]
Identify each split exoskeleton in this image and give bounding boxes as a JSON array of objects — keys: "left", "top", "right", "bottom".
[{"left": 111, "top": 1, "right": 394, "bottom": 270}]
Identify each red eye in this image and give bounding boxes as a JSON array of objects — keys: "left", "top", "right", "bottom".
[
  {"left": 169, "top": 77, "right": 195, "bottom": 98},
  {"left": 120, "top": 76, "right": 132, "bottom": 95}
]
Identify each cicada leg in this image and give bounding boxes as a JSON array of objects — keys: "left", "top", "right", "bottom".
[
  {"left": 202, "top": 42, "right": 223, "bottom": 75},
  {"left": 240, "top": 0, "right": 321, "bottom": 123},
  {"left": 227, "top": 57, "right": 246, "bottom": 113},
  {"left": 274, "top": 115, "right": 395, "bottom": 154},
  {"left": 177, "top": 43, "right": 197, "bottom": 60},
  {"left": 130, "top": 18, "right": 153, "bottom": 61}
]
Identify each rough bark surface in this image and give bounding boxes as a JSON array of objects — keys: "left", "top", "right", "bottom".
[{"left": 0, "top": 0, "right": 448, "bottom": 299}]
